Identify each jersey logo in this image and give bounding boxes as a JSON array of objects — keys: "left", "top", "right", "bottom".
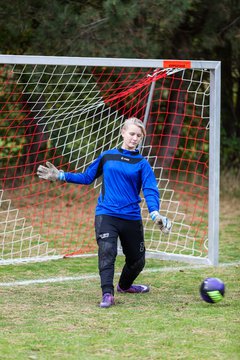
[{"left": 121, "top": 157, "right": 130, "bottom": 162}]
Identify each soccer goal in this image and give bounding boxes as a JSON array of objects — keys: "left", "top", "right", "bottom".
[{"left": 0, "top": 55, "right": 221, "bottom": 266}]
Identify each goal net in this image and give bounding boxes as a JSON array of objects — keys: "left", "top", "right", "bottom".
[{"left": 0, "top": 56, "right": 220, "bottom": 265}]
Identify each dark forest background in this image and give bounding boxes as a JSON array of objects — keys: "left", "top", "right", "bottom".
[{"left": 0, "top": 0, "right": 239, "bottom": 170}]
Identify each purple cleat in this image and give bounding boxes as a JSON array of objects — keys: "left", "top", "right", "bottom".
[
  {"left": 99, "top": 293, "right": 115, "bottom": 308},
  {"left": 117, "top": 284, "right": 150, "bottom": 293}
]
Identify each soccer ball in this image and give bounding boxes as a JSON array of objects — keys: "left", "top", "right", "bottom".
[{"left": 200, "top": 277, "right": 225, "bottom": 303}]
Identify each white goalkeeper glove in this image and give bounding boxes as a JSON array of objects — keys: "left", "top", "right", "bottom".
[
  {"left": 37, "top": 161, "right": 65, "bottom": 181},
  {"left": 150, "top": 211, "right": 172, "bottom": 234}
]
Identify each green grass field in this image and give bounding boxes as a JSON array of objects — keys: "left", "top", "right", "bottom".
[{"left": 0, "top": 194, "right": 240, "bottom": 360}]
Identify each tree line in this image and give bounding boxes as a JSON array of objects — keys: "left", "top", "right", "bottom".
[{"left": 0, "top": 0, "right": 239, "bottom": 169}]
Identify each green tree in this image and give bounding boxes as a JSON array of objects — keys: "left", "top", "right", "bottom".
[{"left": 0, "top": 0, "right": 239, "bottom": 168}]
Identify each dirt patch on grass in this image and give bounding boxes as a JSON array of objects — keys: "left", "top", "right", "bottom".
[{"left": 220, "top": 195, "right": 240, "bottom": 226}]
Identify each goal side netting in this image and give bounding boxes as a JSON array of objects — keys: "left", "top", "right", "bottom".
[{"left": 0, "top": 56, "right": 220, "bottom": 265}]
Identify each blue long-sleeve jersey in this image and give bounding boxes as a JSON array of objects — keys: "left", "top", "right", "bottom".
[{"left": 62, "top": 148, "right": 160, "bottom": 220}]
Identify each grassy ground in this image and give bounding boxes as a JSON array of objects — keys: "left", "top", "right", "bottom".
[{"left": 0, "top": 192, "right": 239, "bottom": 359}]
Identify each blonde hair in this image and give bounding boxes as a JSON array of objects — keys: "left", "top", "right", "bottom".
[{"left": 122, "top": 117, "right": 146, "bottom": 137}]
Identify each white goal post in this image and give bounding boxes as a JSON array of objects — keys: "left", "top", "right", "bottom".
[{"left": 0, "top": 55, "right": 221, "bottom": 266}]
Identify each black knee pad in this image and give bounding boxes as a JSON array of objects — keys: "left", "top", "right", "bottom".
[
  {"left": 98, "top": 239, "right": 117, "bottom": 271},
  {"left": 128, "top": 254, "right": 145, "bottom": 273}
]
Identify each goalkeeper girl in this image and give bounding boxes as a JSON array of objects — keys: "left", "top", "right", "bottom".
[{"left": 37, "top": 117, "right": 171, "bottom": 308}]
